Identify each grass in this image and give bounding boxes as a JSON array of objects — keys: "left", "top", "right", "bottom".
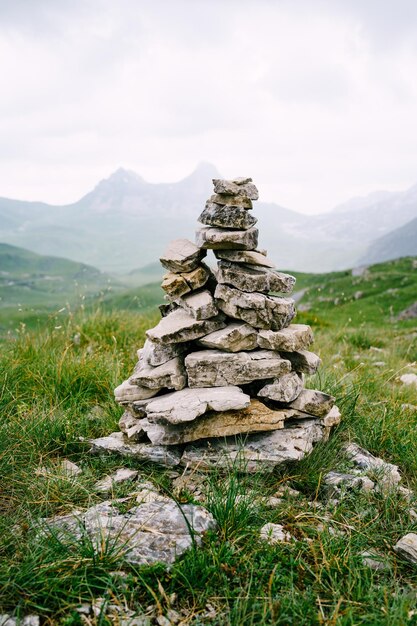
[{"left": 0, "top": 257, "right": 416, "bottom": 624}]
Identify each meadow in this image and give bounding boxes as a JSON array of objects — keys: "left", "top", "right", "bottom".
[{"left": 0, "top": 257, "right": 416, "bottom": 625}]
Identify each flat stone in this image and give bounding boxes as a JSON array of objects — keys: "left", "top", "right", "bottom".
[
  {"left": 260, "top": 523, "right": 292, "bottom": 544},
  {"left": 175, "top": 289, "right": 218, "bottom": 320},
  {"left": 146, "top": 309, "right": 226, "bottom": 345},
  {"left": 280, "top": 349, "right": 321, "bottom": 374},
  {"left": 400, "top": 373, "right": 417, "bottom": 388},
  {"left": 129, "top": 350, "right": 186, "bottom": 391},
  {"left": 140, "top": 400, "right": 294, "bottom": 445},
  {"left": 289, "top": 389, "right": 335, "bottom": 418},
  {"left": 215, "top": 283, "right": 296, "bottom": 330},
  {"left": 160, "top": 238, "right": 206, "bottom": 273},
  {"left": 115, "top": 380, "right": 161, "bottom": 404},
  {"left": 258, "top": 372, "right": 304, "bottom": 403},
  {"left": 217, "top": 261, "right": 295, "bottom": 293},
  {"left": 394, "top": 533, "right": 417, "bottom": 566},
  {"left": 324, "top": 471, "right": 375, "bottom": 497},
  {"left": 161, "top": 263, "right": 211, "bottom": 298},
  {"left": 209, "top": 193, "right": 253, "bottom": 209},
  {"left": 197, "top": 322, "right": 258, "bottom": 352},
  {"left": 143, "top": 386, "right": 250, "bottom": 425},
  {"left": 118, "top": 411, "right": 145, "bottom": 441},
  {"left": 185, "top": 349, "right": 291, "bottom": 387},
  {"left": 258, "top": 324, "right": 314, "bottom": 352},
  {"left": 95, "top": 468, "right": 139, "bottom": 493},
  {"left": 89, "top": 432, "right": 182, "bottom": 467},
  {"left": 212, "top": 178, "right": 259, "bottom": 200},
  {"left": 141, "top": 338, "right": 188, "bottom": 367},
  {"left": 215, "top": 249, "right": 275, "bottom": 268},
  {"left": 196, "top": 226, "right": 258, "bottom": 250},
  {"left": 181, "top": 418, "right": 327, "bottom": 472},
  {"left": 60, "top": 459, "right": 82, "bottom": 476},
  {"left": 343, "top": 443, "right": 401, "bottom": 486},
  {"left": 198, "top": 203, "right": 257, "bottom": 230}
]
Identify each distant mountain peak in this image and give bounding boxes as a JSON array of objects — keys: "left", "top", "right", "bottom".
[
  {"left": 184, "top": 161, "right": 221, "bottom": 182},
  {"left": 106, "top": 167, "right": 145, "bottom": 184}
]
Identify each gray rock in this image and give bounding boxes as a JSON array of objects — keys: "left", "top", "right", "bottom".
[
  {"left": 89, "top": 432, "right": 182, "bottom": 467},
  {"left": 320, "top": 405, "right": 342, "bottom": 439},
  {"left": 361, "top": 550, "right": 390, "bottom": 571},
  {"left": 215, "top": 283, "right": 296, "bottom": 330},
  {"left": 175, "top": 289, "right": 218, "bottom": 320},
  {"left": 217, "top": 261, "right": 295, "bottom": 294},
  {"left": 143, "top": 386, "right": 250, "bottom": 425},
  {"left": 142, "top": 338, "right": 189, "bottom": 367},
  {"left": 400, "top": 373, "right": 417, "bottom": 388},
  {"left": 181, "top": 418, "right": 327, "bottom": 472},
  {"left": 209, "top": 193, "right": 253, "bottom": 208},
  {"left": 343, "top": 443, "right": 401, "bottom": 486},
  {"left": 394, "top": 533, "right": 417, "bottom": 565},
  {"left": 279, "top": 349, "right": 321, "bottom": 374},
  {"left": 197, "top": 322, "right": 258, "bottom": 352},
  {"left": 260, "top": 523, "right": 292, "bottom": 544},
  {"left": 160, "top": 238, "right": 206, "bottom": 273},
  {"left": 118, "top": 411, "right": 145, "bottom": 441},
  {"left": 129, "top": 350, "right": 187, "bottom": 391},
  {"left": 115, "top": 380, "right": 161, "bottom": 403},
  {"left": 60, "top": 459, "right": 82, "bottom": 476},
  {"left": 95, "top": 468, "right": 139, "bottom": 493},
  {"left": 324, "top": 471, "right": 375, "bottom": 497},
  {"left": 289, "top": 389, "right": 335, "bottom": 418},
  {"left": 258, "top": 372, "right": 304, "bottom": 403},
  {"left": 146, "top": 309, "right": 226, "bottom": 345},
  {"left": 161, "top": 263, "right": 212, "bottom": 298},
  {"left": 212, "top": 178, "right": 259, "bottom": 200},
  {"left": 215, "top": 249, "right": 275, "bottom": 268},
  {"left": 0, "top": 617, "right": 40, "bottom": 626},
  {"left": 185, "top": 349, "right": 291, "bottom": 387},
  {"left": 196, "top": 226, "right": 258, "bottom": 250},
  {"left": 198, "top": 203, "right": 257, "bottom": 230},
  {"left": 257, "top": 324, "right": 314, "bottom": 352}
]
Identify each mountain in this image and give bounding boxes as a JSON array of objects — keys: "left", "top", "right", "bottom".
[
  {"left": 360, "top": 215, "right": 417, "bottom": 264},
  {"left": 0, "top": 164, "right": 417, "bottom": 273}
]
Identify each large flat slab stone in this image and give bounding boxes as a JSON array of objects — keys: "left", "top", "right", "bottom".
[
  {"left": 258, "top": 372, "right": 304, "bottom": 403},
  {"left": 146, "top": 309, "right": 226, "bottom": 344},
  {"left": 198, "top": 203, "right": 257, "bottom": 230},
  {"left": 114, "top": 380, "right": 161, "bottom": 404},
  {"left": 140, "top": 399, "right": 295, "bottom": 445},
  {"left": 217, "top": 261, "right": 295, "bottom": 293},
  {"left": 89, "top": 432, "right": 182, "bottom": 467},
  {"left": 212, "top": 178, "right": 259, "bottom": 200},
  {"left": 197, "top": 322, "right": 258, "bottom": 352},
  {"left": 258, "top": 324, "right": 314, "bottom": 351},
  {"left": 209, "top": 193, "right": 253, "bottom": 209},
  {"left": 129, "top": 350, "right": 187, "bottom": 391},
  {"left": 185, "top": 349, "right": 291, "bottom": 387},
  {"left": 175, "top": 289, "right": 218, "bottom": 320},
  {"left": 289, "top": 389, "right": 335, "bottom": 417},
  {"left": 215, "top": 283, "right": 296, "bottom": 330},
  {"left": 160, "top": 238, "right": 206, "bottom": 273},
  {"left": 280, "top": 349, "right": 321, "bottom": 374},
  {"left": 143, "top": 386, "right": 250, "bottom": 424},
  {"left": 394, "top": 533, "right": 417, "bottom": 566},
  {"left": 141, "top": 338, "right": 189, "bottom": 367},
  {"left": 161, "top": 263, "right": 212, "bottom": 298},
  {"left": 215, "top": 249, "right": 275, "bottom": 268},
  {"left": 196, "top": 227, "right": 258, "bottom": 250}
]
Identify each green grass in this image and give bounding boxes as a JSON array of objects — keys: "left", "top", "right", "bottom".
[{"left": 0, "top": 258, "right": 416, "bottom": 624}]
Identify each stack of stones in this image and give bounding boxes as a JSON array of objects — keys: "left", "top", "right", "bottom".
[{"left": 110, "top": 177, "right": 341, "bottom": 472}]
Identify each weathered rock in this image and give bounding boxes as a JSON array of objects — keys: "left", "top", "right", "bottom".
[
  {"left": 324, "top": 471, "right": 375, "bottom": 497},
  {"left": 60, "top": 459, "right": 82, "bottom": 476},
  {"left": 258, "top": 372, "right": 303, "bottom": 403},
  {"left": 258, "top": 324, "right": 314, "bottom": 352},
  {"left": 260, "top": 523, "right": 292, "bottom": 544},
  {"left": 143, "top": 386, "right": 250, "bottom": 425},
  {"left": 95, "top": 468, "right": 139, "bottom": 493},
  {"left": 0, "top": 616, "right": 40, "bottom": 626},
  {"left": 215, "top": 249, "right": 275, "bottom": 268},
  {"left": 280, "top": 349, "right": 321, "bottom": 374},
  {"left": 118, "top": 411, "right": 145, "bottom": 441},
  {"left": 146, "top": 309, "right": 225, "bottom": 345},
  {"left": 89, "top": 432, "right": 182, "bottom": 467},
  {"left": 394, "top": 533, "right": 417, "bottom": 566},
  {"left": 198, "top": 203, "right": 257, "bottom": 230},
  {"left": 129, "top": 351, "right": 187, "bottom": 391},
  {"left": 217, "top": 261, "right": 295, "bottom": 294},
  {"left": 115, "top": 380, "right": 161, "bottom": 403},
  {"left": 320, "top": 405, "right": 342, "bottom": 438},
  {"left": 197, "top": 322, "right": 258, "bottom": 352},
  {"left": 212, "top": 178, "right": 259, "bottom": 200},
  {"left": 175, "top": 289, "right": 218, "bottom": 320},
  {"left": 185, "top": 349, "right": 291, "bottom": 387},
  {"left": 181, "top": 418, "right": 327, "bottom": 472},
  {"left": 399, "top": 373, "right": 417, "bottom": 388},
  {"left": 141, "top": 338, "right": 189, "bottom": 367},
  {"left": 209, "top": 193, "right": 253, "bottom": 209},
  {"left": 159, "top": 301, "right": 178, "bottom": 317},
  {"left": 160, "top": 238, "right": 206, "bottom": 273},
  {"left": 343, "top": 443, "right": 401, "bottom": 486},
  {"left": 196, "top": 226, "right": 258, "bottom": 250},
  {"left": 361, "top": 550, "right": 390, "bottom": 571},
  {"left": 161, "top": 263, "right": 211, "bottom": 298},
  {"left": 215, "top": 283, "right": 296, "bottom": 330},
  {"left": 289, "top": 389, "right": 335, "bottom": 418},
  {"left": 140, "top": 400, "right": 294, "bottom": 445}
]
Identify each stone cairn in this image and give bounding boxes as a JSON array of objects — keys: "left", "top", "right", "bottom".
[{"left": 102, "top": 176, "right": 341, "bottom": 472}]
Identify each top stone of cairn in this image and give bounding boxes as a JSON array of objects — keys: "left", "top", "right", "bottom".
[
  {"left": 160, "top": 238, "right": 207, "bottom": 273},
  {"left": 212, "top": 177, "right": 259, "bottom": 201}
]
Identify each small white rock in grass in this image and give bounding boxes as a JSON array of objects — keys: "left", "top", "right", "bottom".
[
  {"left": 60, "top": 459, "right": 82, "bottom": 476},
  {"left": 361, "top": 550, "right": 390, "bottom": 571},
  {"left": 265, "top": 497, "right": 284, "bottom": 508},
  {"left": 394, "top": 533, "right": 417, "bottom": 565},
  {"left": 372, "top": 361, "right": 386, "bottom": 368},
  {"left": 135, "top": 481, "right": 169, "bottom": 504},
  {"left": 409, "top": 509, "right": 417, "bottom": 522},
  {"left": 399, "top": 373, "right": 417, "bottom": 388},
  {"left": 260, "top": 523, "right": 292, "bottom": 544},
  {"left": 324, "top": 471, "right": 375, "bottom": 497},
  {"left": 0, "top": 616, "right": 40, "bottom": 626},
  {"left": 343, "top": 443, "right": 401, "bottom": 488},
  {"left": 402, "top": 403, "right": 417, "bottom": 412},
  {"left": 94, "top": 468, "right": 139, "bottom": 493}
]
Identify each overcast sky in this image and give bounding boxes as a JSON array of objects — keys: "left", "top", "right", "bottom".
[{"left": 1, "top": 0, "right": 417, "bottom": 214}]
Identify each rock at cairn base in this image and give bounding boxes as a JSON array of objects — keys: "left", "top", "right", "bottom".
[{"left": 108, "top": 174, "right": 341, "bottom": 473}]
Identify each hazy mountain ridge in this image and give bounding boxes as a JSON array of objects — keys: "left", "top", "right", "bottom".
[
  {"left": 0, "top": 163, "right": 416, "bottom": 273},
  {"left": 360, "top": 215, "right": 417, "bottom": 264}
]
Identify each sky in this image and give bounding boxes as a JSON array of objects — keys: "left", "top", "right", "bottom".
[{"left": 1, "top": 0, "right": 417, "bottom": 214}]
